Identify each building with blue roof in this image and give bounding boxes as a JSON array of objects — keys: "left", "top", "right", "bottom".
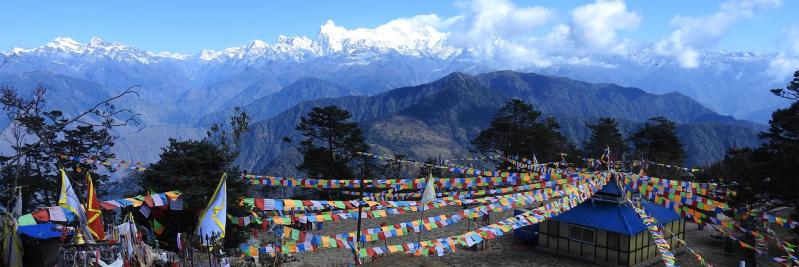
[{"left": 536, "top": 179, "right": 685, "bottom": 266}]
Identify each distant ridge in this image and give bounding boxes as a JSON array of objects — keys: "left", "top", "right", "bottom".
[{"left": 236, "top": 70, "right": 764, "bottom": 175}]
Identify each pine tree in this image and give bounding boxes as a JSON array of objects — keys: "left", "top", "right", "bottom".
[
  {"left": 0, "top": 86, "right": 137, "bottom": 210},
  {"left": 289, "top": 105, "right": 369, "bottom": 179},
  {"left": 472, "top": 99, "right": 575, "bottom": 168},
  {"left": 139, "top": 107, "right": 251, "bottom": 249},
  {"left": 761, "top": 71, "right": 799, "bottom": 234},
  {"left": 630, "top": 117, "right": 685, "bottom": 178},
  {"left": 630, "top": 117, "right": 685, "bottom": 164},
  {"left": 584, "top": 117, "right": 626, "bottom": 160},
  {"left": 704, "top": 71, "right": 799, "bottom": 237},
  {"left": 138, "top": 138, "right": 249, "bottom": 249}
]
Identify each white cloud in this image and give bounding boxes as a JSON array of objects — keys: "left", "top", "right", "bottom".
[
  {"left": 300, "top": 0, "right": 647, "bottom": 68},
  {"left": 316, "top": 14, "right": 459, "bottom": 58},
  {"left": 442, "top": 0, "right": 555, "bottom": 67},
  {"left": 448, "top": 0, "right": 553, "bottom": 44},
  {"left": 656, "top": 0, "right": 782, "bottom": 68},
  {"left": 767, "top": 27, "right": 799, "bottom": 80},
  {"left": 569, "top": 0, "right": 641, "bottom": 54},
  {"left": 297, "top": 0, "right": 784, "bottom": 70}
]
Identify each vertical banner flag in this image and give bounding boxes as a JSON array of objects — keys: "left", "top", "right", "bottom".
[
  {"left": 12, "top": 187, "right": 22, "bottom": 217},
  {"left": 197, "top": 174, "right": 227, "bottom": 245},
  {"left": 420, "top": 174, "right": 436, "bottom": 206},
  {"left": 58, "top": 169, "right": 94, "bottom": 242},
  {"left": 85, "top": 173, "right": 106, "bottom": 240}
]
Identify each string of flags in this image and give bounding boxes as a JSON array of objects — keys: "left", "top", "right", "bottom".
[
  {"left": 357, "top": 152, "right": 495, "bottom": 175},
  {"left": 655, "top": 214, "right": 714, "bottom": 267},
  {"left": 764, "top": 223, "right": 799, "bottom": 265},
  {"left": 626, "top": 180, "right": 727, "bottom": 213},
  {"left": 341, "top": 175, "right": 593, "bottom": 201},
  {"left": 280, "top": 183, "right": 583, "bottom": 247},
  {"left": 631, "top": 159, "right": 701, "bottom": 173},
  {"left": 622, "top": 173, "right": 717, "bottom": 195},
  {"left": 358, "top": 152, "right": 538, "bottom": 177},
  {"left": 626, "top": 194, "right": 678, "bottom": 267},
  {"left": 706, "top": 215, "right": 799, "bottom": 266},
  {"left": 247, "top": 174, "right": 535, "bottom": 189},
  {"left": 242, "top": 177, "right": 592, "bottom": 225},
  {"left": 244, "top": 169, "right": 601, "bottom": 190},
  {"left": 760, "top": 213, "right": 799, "bottom": 229},
  {"left": 230, "top": 150, "right": 797, "bottom": 266},
  {"left": 236, "top": 177, "right": 588, "bottom": 227},
  {"left": 99, "top": 191, "right": 182, "bottom": 211},
  {"left": 58, "top": 155, "right": 148, "bottom": 172},
  {"left": 257, "top": 175, "right": 606, "bottom": 256},
  {"left": 350, "top": 175, "right": 604, "bottom": 258}
]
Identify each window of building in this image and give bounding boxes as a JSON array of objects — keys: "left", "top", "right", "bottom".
[
  {"left": 548, "top": 221, "right": 558, "bottom": 234},
  {"left": 569, "top": 225, "right": 596, "bottom": 244},
  {"left": 607, "top": 232, "right": 619, "bottom": 249}
]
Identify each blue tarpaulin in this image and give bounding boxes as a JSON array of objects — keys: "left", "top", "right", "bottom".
[{"left": 17, "top": 223, "right": 64, "bottom": 240}]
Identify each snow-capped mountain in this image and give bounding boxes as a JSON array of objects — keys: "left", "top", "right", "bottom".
[
  {"left": 0, "top": 21, "right": 793, "bottom": 179},
  {"left": 9, "top": 37, "right": 185, "bottom": 64},
  {"left": 1, "top": 26, "right": 790, "bottom": 124},
  {"left": 0, "top": 21, "right": 794, "bottom": 166}
]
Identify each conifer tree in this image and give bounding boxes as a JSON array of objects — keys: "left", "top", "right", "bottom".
[
  {"left": 139, "top": 107, "right": 251, "bottom": 248},
  {"left": 0, "top": 86, "right": 137, "bottom": 210},
  {"left": 290, "top": 105, "right": 369, "bottom": 179},
  {"left": 630, "top": 117, "right": 685, "bottom": 165},
  {"left": 472, "top": 99, "right": 575, "bottom": 168},
  {"left": 584, "top": 117, "right": 626, "bottom": 160}
]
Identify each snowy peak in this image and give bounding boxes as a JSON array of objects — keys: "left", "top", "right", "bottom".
[
  {"left": 46, "top": 37, "right": 85, "bottom": 53},
  {"left": 1, "top": 21, "right": 777, "bottom": 68},
  {"left": 7, "top": 37, "right": 189, "bottom": 64},
  {"left": 316, "top": 19, "right": 457, "bottom": 58},
  {"left": 42, "top": 36, "right": 128, "bottom": 54},
  {"left": 194, "top": 18, "right": 459, "bottom": 62}
]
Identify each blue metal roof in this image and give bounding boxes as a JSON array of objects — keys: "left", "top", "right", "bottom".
[
  {"left": 598, "top": 179, "right": 623, "bottom": 195},
  {"left": 551, "top": 198, "right": 681, "bottom": 235}
]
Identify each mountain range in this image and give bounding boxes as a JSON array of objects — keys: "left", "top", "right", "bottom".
[
  {"left": 0, "top": 32, "right": 782, "bottom": 169},
  {"left": 235, "top": 71, "right": 764, "bottom": 175}
]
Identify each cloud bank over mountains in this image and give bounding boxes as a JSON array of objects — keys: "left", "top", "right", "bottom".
[{"left": 655, "top": 0, "right": 783, "bottom": 68}]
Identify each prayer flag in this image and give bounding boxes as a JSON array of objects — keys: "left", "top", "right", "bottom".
[{"left": 197, "top": 174, "right": 227, "bottom": 245}]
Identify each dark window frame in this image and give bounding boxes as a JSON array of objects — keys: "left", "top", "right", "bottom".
[{"left": 568, "top": 224, "right": 596, "bottom": 245}]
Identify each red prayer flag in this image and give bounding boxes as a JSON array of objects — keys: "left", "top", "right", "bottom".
[
  {"left": 255, "top": 199, "right": 265, "bottom": 211},
  {"left": 143, "top": 195, "right": 154, "bottom": 207},
  {"left": 86, "top": 173, "right": 106, "bottom": 240},
  {"left": 31, "top": 209, "right": 50, "bottom": 222}
]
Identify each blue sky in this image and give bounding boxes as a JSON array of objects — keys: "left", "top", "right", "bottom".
[{"left": 2, "top": 0, "right": 797, "bottom": 54}]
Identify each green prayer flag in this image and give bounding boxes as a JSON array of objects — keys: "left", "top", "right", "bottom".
[
  {"left": 17, "top": 214, "right": 36, "bottom": 226},
  {"left": 153, "top": 219, "right": 165, "bottom": 235},
  {"left": 243, "top": 198, "right": 254, "bottom": 208}
]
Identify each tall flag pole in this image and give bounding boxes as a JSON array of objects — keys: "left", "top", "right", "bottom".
[
  {"left": 197, "top": 174, "right": 227, "bottom": 246},
  {"left": 85, "top": 173, "right": 105, "bottom": 240}
]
